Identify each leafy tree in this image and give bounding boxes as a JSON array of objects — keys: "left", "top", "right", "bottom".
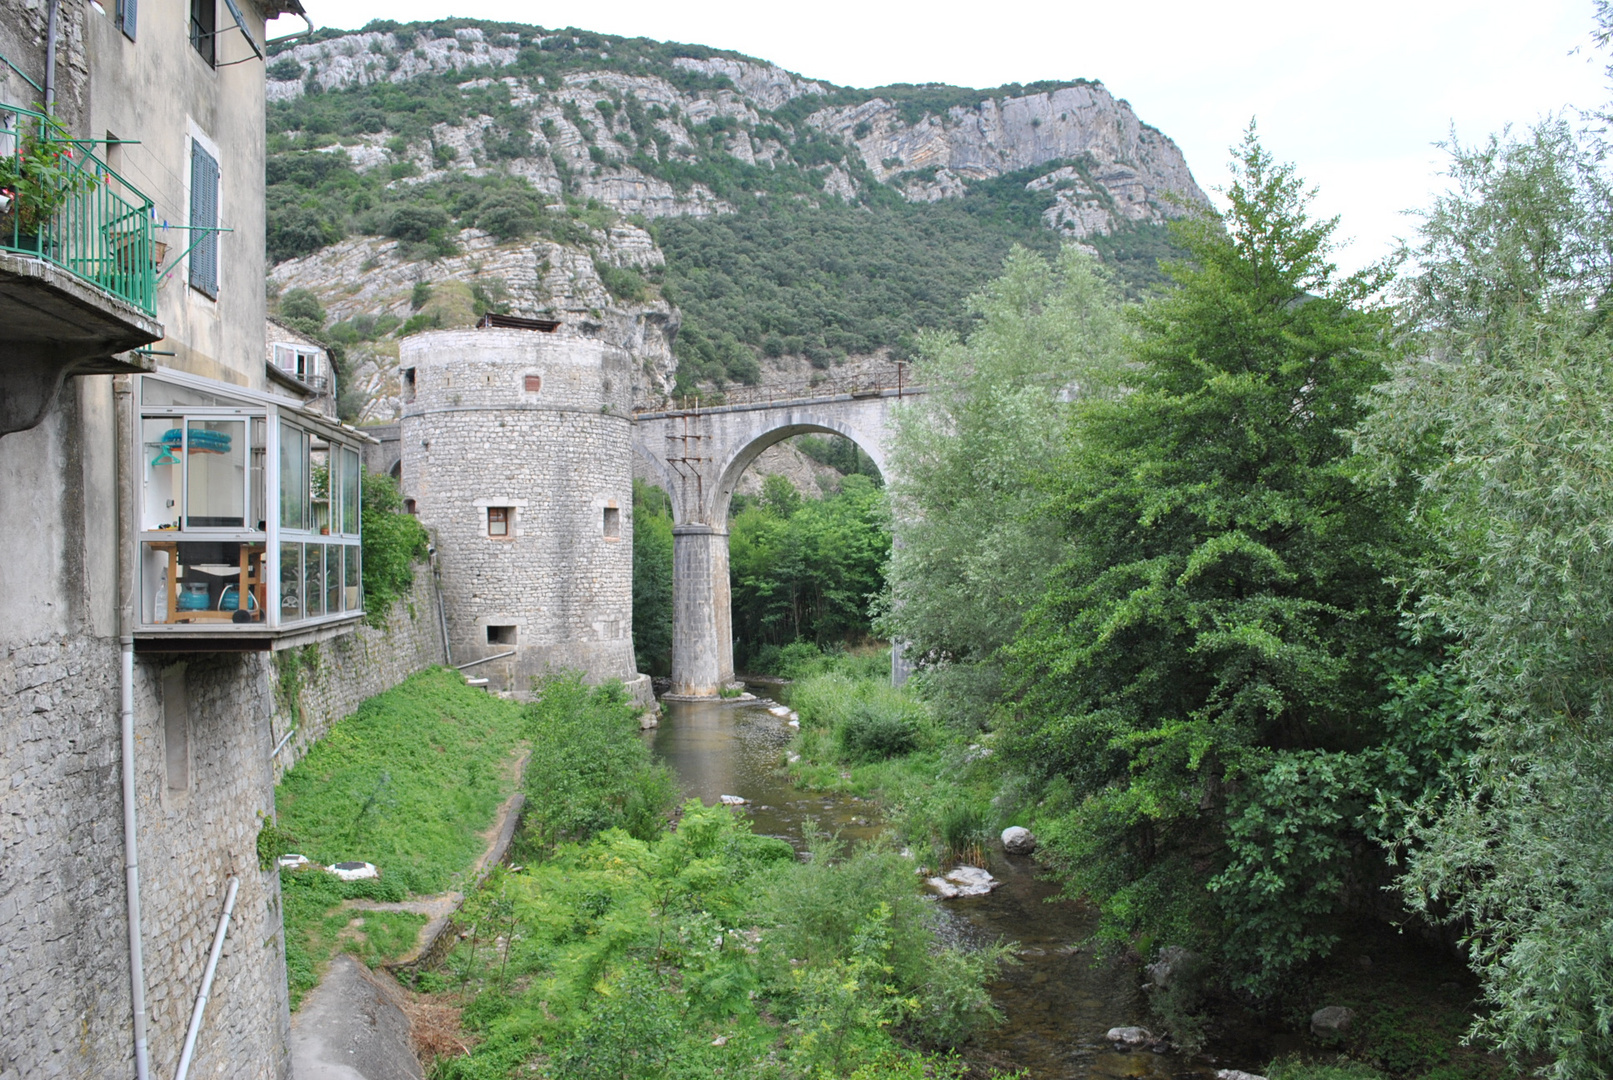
[
  {"left": 359, "top": 471, "right": 430, "bottom": 627},
  {"left": 729, "top": 474, "right": 890, "bottom": 663},
  {"left": 1356, "top": 116, "right": 1613, "bottom": 1078},
  {"left": 881, "top": 245, "right": 1129, "bottom": 726},
  {"left": 630, "top": 480, "right": 674, "bottom": 676},
  {"left": 1006, "top": 131, "right": 1414, "bottom": 993}
]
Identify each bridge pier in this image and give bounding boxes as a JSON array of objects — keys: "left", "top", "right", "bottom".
[{"left": 670, "top": 524, "right": 735, "bottom": 696}]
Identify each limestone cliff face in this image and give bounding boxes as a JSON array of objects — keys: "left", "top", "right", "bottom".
[
  {"left": 270, "top": 223, "right": 679, "bottom": 421},
  {"left": 266, "top": 21, "right": 1209, "bottom": 411},
  {"left": 812, "top": 83, "right": 1204, "bottom": 236}
]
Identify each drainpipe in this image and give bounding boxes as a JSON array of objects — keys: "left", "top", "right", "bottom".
[
  {"left": 173, "top": 877, "right": 240, "bottom": 1080},
  {"left": 114, "top": 375, "right": 152, "bottom": 1080},
  {"left": 266, "top": 13, "right": 314, "bottom": 46},
  {"left": 430, "top": 543, "right": 452, "bottom": 666},
  {"left": 42, "top": 0, "right": 59, "bottom": 113}
]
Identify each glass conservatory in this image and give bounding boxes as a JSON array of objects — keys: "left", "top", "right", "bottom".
[{"left": 133, "top": 370, "right": 369, "bottom": 649}]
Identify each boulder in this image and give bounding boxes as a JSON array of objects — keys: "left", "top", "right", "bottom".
[
  {"left": 719, "top": 794, "right": 748, "bottom": 805},
  {"left": 1001, "top": 826, "right": 1037, "bottom": 855},
  {"left": 1217, "top": 1071, "right": 1267, "bottom": 1080},
  {"left": 1145, "top": 945, "right": 1199, "bottom": 991},
  {"left": 1311, "top": 1005, "right": 1355, "bottom": 1038},
  {"left": 926, "top": 865, "right": 1000, "bottom": 898},
  {"left": 1105, "top": 1025, "right": 1154, "bottom": 1046}
]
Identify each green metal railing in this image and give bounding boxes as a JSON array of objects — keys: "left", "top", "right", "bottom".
[{"left": 1, "top": 103, "right": 157, "bottom": 317}]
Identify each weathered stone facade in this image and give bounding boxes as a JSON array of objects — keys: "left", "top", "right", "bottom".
[
  {"left": 0, "top": 634, "right": 290, "bottom": 1080},
  {"left": 400, "top": 328, "right": 643, "bottom": 698}
]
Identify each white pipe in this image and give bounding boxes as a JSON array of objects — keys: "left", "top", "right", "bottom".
[
  {"left": 269, "top": 725, "right": 295, "bottom": 760},
  {"left": 121, "top": 639, "right": 151, "bottom": 1080},
  {"left": 173, "top": 877, "right": 240, "bottom": 1080},
  {"left": 115, "top": 375, "right": 152, "bottom": 1080}
]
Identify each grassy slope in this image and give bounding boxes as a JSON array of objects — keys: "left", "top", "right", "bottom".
[{"left": 275, "top": 666, "right": 528, "bottom": 1007}]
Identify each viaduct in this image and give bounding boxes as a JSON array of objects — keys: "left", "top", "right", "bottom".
[{"left": 396, "top": 325, "right": 917, "bottom": 699}]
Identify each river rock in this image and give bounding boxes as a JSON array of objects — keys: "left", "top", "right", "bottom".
[
  {"left": 1145, "top": 945, "right": 1199, "bottom": 991},
  {"left": 1311, "top": 1005, "right": 1355, "bottom": 1038},
  {"left": 1217, "top": 1071, "right": 1267, "bottom": 1080},
  {"left": 719, "top": 794, "right": 748, "bottom": 805},
  {"left": 1106, "top": 1025, "right": 1154, "bottom": 1046},
  {"left": 1001, "top": 826, "right": 1037, "bottom": 855},
  {"left": 926, "top": 865, "right": 1000, "bottom": 898}
]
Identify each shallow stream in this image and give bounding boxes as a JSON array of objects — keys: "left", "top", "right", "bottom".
[{"left": 647, "top": 693, "right": 1234, "bottom": 1080}]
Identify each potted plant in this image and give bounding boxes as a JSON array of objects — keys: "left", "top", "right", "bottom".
[{"left": 0, "top": 111, "right": 96, "bottom": 253}]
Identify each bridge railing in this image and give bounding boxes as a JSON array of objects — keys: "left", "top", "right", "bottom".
[{"left": 637, "top": 374, "right": 917, "bottom": 415}]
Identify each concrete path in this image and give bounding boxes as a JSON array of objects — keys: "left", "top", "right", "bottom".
[{"left": 290, "top": 956, "right": 422, "bottom": 1080}]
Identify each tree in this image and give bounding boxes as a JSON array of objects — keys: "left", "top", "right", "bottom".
[
  {"left": 880, "top": 245, "right": 1129, "bottom": 726},
  {"left": 1356, "top": 117, "right": 1613, "bottom": 1078},
  {"left": 1006, "top": 130, "right": 1413, "bottom": 992},
  {"left": 631, "top": 481, "right": 674, "bottom": 675}
]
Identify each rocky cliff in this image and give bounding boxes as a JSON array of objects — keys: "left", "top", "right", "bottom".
[{"left": 265, "top": 19, "right": 1207, "bottom": 415}]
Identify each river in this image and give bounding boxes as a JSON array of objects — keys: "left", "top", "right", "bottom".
[{"left": 646, "top": 692, "right": 1235, "bottom": 1080}]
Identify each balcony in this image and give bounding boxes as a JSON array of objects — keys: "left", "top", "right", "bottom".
[
  {"left": 134, "top": 369, "right": 372, "bottom": 653},
  {"left": 1, "top": 104, "right": 162, "bottom": 435}
]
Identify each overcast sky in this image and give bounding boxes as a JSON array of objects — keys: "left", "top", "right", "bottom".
[{"left": 272, "top": 1, "right": 1608, "bottom": 272}]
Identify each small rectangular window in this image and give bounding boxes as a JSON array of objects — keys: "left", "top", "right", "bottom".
[
  {"left": 117, "top": 0, "right": 138, "bottom": 40},
  {"left": 524, "top": 374, "right": 542, "bottom": 392},
  {"left": 189, "top": 141, "right": 219, "bottom": 297},
  {"left": 487, "top": 624, "right": 516, "bottom": 645},
  {"left": 602, "top": 505, "right": 621, "bottom": 539},
  {"left": 402, "top": 368, "right": 417, "bottom": 403},
  {"left": 487, "top": 506, "right": 510, "bottom": 538},
  {"left": 191, "top": 0, "right": 216, "bottom": 65}
]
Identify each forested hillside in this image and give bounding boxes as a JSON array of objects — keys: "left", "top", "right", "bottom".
[{"left": 262, "top": 18, "right": 1202, "bottom": 407}]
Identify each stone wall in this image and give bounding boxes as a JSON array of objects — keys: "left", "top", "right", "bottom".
[
  {"left": 400, "top": 328, "right": 644, "bottom": 699},
  {"left": 271, "top": 565, "right": 448, "bottom": 775},
  {"left": 0, "top": 634, "right": 291, "bottom": 1080}
]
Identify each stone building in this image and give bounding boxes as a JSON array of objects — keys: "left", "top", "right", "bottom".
[
  {"left": 266, "top": 315, "right": 337, "bottom": 417},
  {"left": 0, "top": 4, "right": 367, "bottom": 1079},
  {"left": 399, "top": 322, "right": 649, "bottom": 701}
]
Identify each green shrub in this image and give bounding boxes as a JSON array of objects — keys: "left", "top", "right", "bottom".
[
  {"left": 358, "top": 471, "right": 428, "bottom": 626},
  {"left": 838, "top": 698, "right": 923, "bottom": 760},
  {"left": 518, "top": 674, "right": 675, "bottom": 853}
]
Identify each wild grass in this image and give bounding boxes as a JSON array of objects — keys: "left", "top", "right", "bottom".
[
  {"left": 274, "top": 666, "right": 528, "bottom": 1007},
  {"left": 427, "top": 802, "right": 1013, "bottom": 1079}
]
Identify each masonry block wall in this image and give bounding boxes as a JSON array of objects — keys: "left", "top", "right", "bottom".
[
  {"left": 399, "top": 328, "right": 644, "bottom": 697},
  {"left": 0, "top": 642, "right": 290, "bottom": 1080}
]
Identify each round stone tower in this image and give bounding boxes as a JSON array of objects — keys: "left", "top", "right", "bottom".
[{"left": 398, "top": 325, "right": 646, "bottom": 701}]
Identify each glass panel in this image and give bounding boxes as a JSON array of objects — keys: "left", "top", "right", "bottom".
[
  {"left": 142, "top": 417, "right": 183, "bottom": 531},
  {"left": 279, "top": 542, "right": 302, "bottom": 622},
  {"left": 344, "top": 544, "right": 361, "bottom": 613},
  {"left": 279, "top": 422, "right": 306, "bottom": 531},
  {"left": 250, "top": 418, "right": 266, "bottom": 531},
  {"left": 326, "top": 545, "right": 341, "bottom": 614},
  {"left": 310, "top": 444, "right": 330, "bottom": 534},
  {"left": 141, "top": 378, "right": 247, "bottom": 408},
  {"left": 184, "top": 419, "right": 246, "bottom": 529},
  {"left": 341, "top": 448, "right": 360, "bottom": 535},
  {"left": 140, "top": 541, "right": 264, "bottom": 625},
  {"left": 304, "top": 544, "right": 324, "bottom": 617}
]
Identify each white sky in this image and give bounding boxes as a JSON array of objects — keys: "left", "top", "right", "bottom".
[{"left": 273, "top": 1, "right": 1609, "bottom": 272}]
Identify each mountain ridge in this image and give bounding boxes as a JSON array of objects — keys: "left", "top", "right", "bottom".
[{"left": 263, "top": 18, "right": 1206, "bottom": 406}]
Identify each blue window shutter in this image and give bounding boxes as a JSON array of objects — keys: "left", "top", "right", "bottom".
[
  {"left": 189, "top": 142, "right": 219, "bottom": 298},
  {"left": 118, "top": 0, "right": 137, "bottom": 41}
]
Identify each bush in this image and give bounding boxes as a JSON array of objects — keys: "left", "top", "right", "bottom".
[
  {"left": 359, "top": 471, "right": 429, "bottom": 626},
  {"left": 386, "top": 204, "right": 450, "bottom": 242},
  {"left": 518, "top": 674, "right": 675, "bottom": 853},
  {"left": 838, "top": 698, "right": 923, "bottom": 760}
]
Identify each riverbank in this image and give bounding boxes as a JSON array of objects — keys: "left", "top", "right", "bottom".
[{"left": 770, "top": 658, "right": 1507, "bottom": 1080}]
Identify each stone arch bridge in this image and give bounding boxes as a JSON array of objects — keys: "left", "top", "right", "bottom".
[{"left": 633, "top": 385, "right": 918, "bottom": 696}]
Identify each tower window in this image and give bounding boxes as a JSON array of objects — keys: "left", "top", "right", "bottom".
[
  {"left": 486, "top": 624, "right": 517, "bottom": 645},
  {"left": 487, "top": 506, "right": 512, "bottom": 538},
  {"left": 602, "top": 505, "right": 620, "bottom": 539},
  {"left": 402, "top": 368, "right": 417, "bottom": 403},
  {"left": 523, "top": 374, "right": 542, "bottom": 392}
]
